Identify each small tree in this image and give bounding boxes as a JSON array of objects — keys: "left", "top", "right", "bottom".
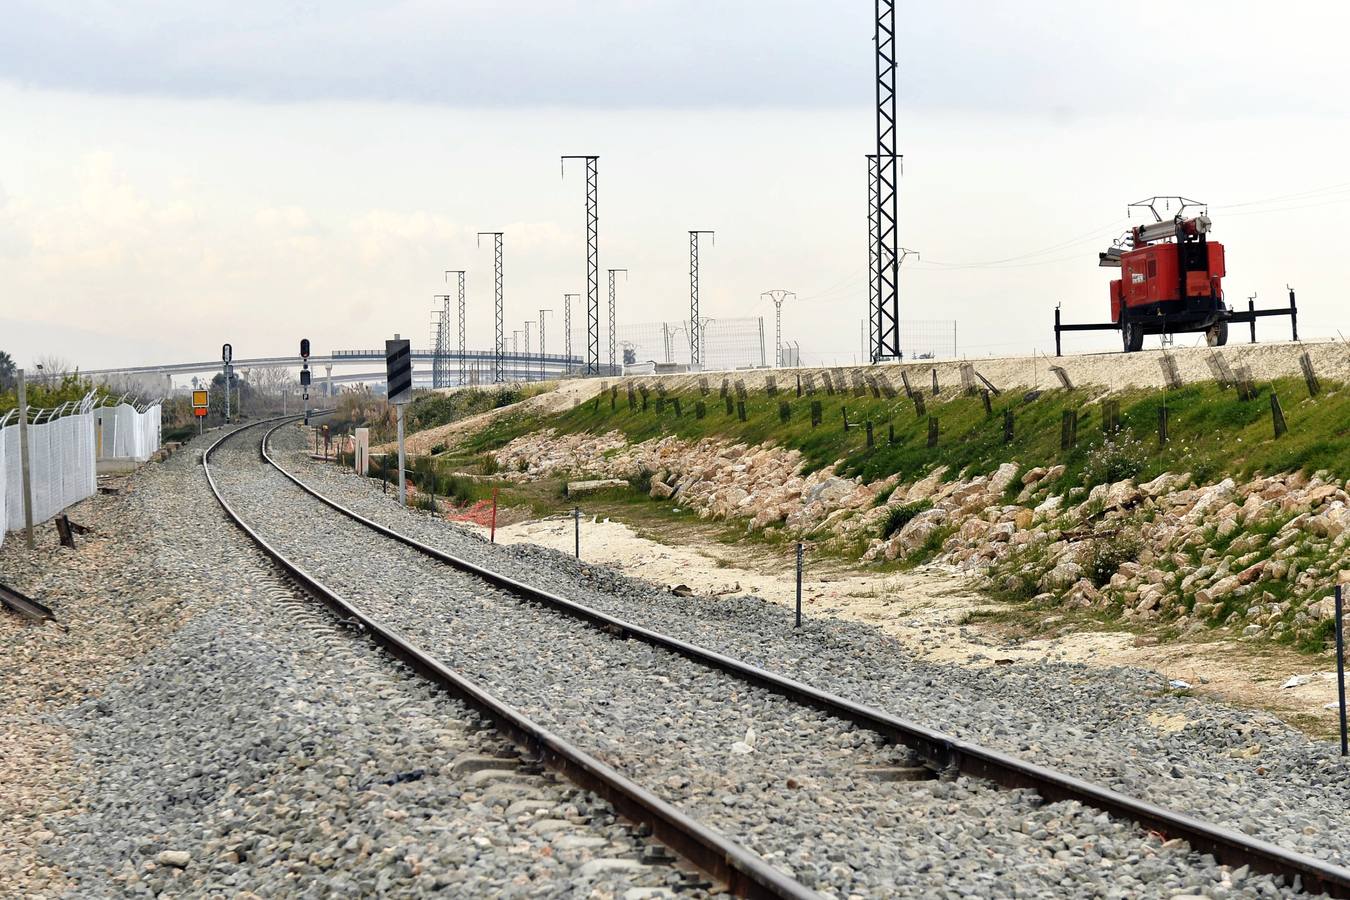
[{"left": 0, "top": 350, "right": 14, "bottom": 391}]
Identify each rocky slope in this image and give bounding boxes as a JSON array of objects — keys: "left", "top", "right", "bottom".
[{"left": 489, "top": 428, "right": 1348, "bottom": 648}]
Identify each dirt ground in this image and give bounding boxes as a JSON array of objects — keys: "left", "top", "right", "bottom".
[{"left": 477, "top": 513, "right": 1345, "bottom": 736}]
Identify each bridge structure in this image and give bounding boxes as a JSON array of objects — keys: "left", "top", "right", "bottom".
[{"left": 80, "top": 348, "right": 616, "bottom": 393}]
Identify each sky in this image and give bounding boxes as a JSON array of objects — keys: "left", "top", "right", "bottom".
[{"left": 2, "top": 1, "right": 1349, "bottom": 373}]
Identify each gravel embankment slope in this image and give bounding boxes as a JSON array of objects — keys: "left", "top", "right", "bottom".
[
  {"left": 279, "top": 424, "right": 1350, "bottom": 880},
  {"left": 1, "top": 425, "right": 703, "bottom": 898}
]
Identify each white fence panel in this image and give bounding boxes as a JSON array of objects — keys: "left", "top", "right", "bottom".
[
  {"left": 96, "top": 403, "right": 162, "bottom": 463},
  {"left": 2, "top": 412, "right": 98, "bottom": 532},
  {"left": 0, "top": 432, "right": 5, "bottom": 549}
]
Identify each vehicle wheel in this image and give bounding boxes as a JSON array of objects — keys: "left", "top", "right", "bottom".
[
  {"left": 1122, "top": 320, "right": 1144, "bottom": 353},
  {"left": 1206, "top": 321, "right": 1229, "bottom": 347}
]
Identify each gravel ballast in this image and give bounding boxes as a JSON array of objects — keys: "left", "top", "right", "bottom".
[
  {"left": 204, "top": 421, "right": 1330, "bottom": 897},
  {"left": 2, "top": 425, "right": 704, "bottom": 899},
  {"left": 278, "top": 422, "right": 1350, "bottom": 882}
]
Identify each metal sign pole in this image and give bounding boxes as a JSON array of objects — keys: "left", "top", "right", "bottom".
[
  {"left": 396, "top": 405, "right": 407, "bottom": 506},
  {"left": 16, "top": 370, "right": 35, "bottom": 550}
]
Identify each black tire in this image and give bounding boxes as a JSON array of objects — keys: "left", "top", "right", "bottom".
[
  {"left": 1206, "top": 321, "right": 1229, "bottom": 347},
  {"left": 1122, "top": 319, "right": 1144, "bottom": 353}
]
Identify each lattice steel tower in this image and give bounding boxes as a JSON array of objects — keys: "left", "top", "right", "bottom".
[
  {"left": 688, "top": 231, "right": 714, "bottom": 369},
  {"left": 563, "top": 293, "right": 580, "bottom": 374},
  {"left": 873, "top": 0, "right": 901, "bottom": 362},
  {"left": 562, "top": 156, "right": 600, "bottom": 375},
  {"left": 866, "top": 155, "right": 881, "bottom": 358},
  {"left": 606, "top": 269, "right": 627, "bottom": 375},
  {"left": 433, "top": 295, "right": 451, "bottom": 388},
  {"left": 538, "top": 309, "right": 550, "bottom": 380},
  {"left": 445, "top": 270, "right": 466, "bottom": 385},
  {"left": 478, "top": 233, "right": 505, "bottom": 382},
  {"left": 762, "top": 290, "right": 795, "bottom": 367}
]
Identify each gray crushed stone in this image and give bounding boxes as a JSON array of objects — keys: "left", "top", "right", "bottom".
[
  {"left": 16, "top": 425, "right": 704, "bottom": 899},
  {"left": 198, "top": 421, "right": 1332, "bottom": 897}
]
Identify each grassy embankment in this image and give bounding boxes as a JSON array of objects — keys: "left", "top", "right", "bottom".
[{"left": 387, "top": 374, "right": 1350, "bottom": 555}]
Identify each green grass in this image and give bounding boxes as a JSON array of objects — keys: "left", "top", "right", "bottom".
[{"left": 445, "top": 376, "right": 1350, "bottom": 492}]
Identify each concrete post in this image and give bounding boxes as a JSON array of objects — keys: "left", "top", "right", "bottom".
[{"left": 16, "top": 369, "right": 34, "bottom": 549}]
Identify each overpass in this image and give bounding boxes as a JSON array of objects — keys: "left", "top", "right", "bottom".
[{"left": 82, "top": 348, "right": 619, "bottom": 385}]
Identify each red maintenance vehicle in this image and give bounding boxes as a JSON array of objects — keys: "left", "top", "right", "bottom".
[{"left": 1054, "top": 197, "right": 1299, "bottom": 354}]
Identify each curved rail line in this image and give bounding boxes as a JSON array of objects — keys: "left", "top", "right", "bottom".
[
  {"left": 204, "top": 418, "right": 819, "bottom": 900},
  {"left": 259, "top": 418, "right": 1350, "bottom": 898}
]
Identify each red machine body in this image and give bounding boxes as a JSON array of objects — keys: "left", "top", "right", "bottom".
[{"left": 1110, "top": 241, "right": 1226, "bottom": 321}]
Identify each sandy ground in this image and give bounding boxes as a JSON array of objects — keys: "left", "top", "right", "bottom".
[{"left": 477, "top": 513, "right": 1346, "bottom": 733}]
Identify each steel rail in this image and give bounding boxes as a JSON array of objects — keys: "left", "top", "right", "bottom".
[
  {"left": 0, "top": 580, "right": 56, "bottom": 622},
  {"left": 204, "top": 419, "right": 818, "bottom": 900},
  {"left": 263, "top": 420, "right": 1350, "bottom": 898}
]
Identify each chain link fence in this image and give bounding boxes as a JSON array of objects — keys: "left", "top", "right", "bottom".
[
  {"left": 618, "top": 317, "right": 767, "bottom": 371},
  {"left": 1, "top": 396, "right": 161, "bottom": 545}
]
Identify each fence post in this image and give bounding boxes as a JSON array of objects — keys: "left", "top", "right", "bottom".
[
  {"left": 1270, "top": 393, "right": 1287, "bottom": 438},
  {"left": 1061, "top": 409, "right": 1078, "bottom": 450},
  {"left": 1158, "top": 405, "right": 1169, "bottom": 446},
  {"left": 795, "top": 542, "right": 803, "bottom": 629},
  {"left": 17, "top": 370, "right": 34, "bottom": 550},
  {"left": 490, "top": 487, "right": 499, "bottom": 544},
  {"left": 1003, "top": 408, "right": 1014, "bottom": 444},
  {"left": 927, "top": 417, "right": 938, "bottom": 448},
  {"left": 1337, "top": 584, "right": 1347, "bottom": 757},
  {"left": 865, "top": 421, "right": 874, "bottom": 448},
  {"left": 573, "top": 507, "right": 581, "bottom": 559}
]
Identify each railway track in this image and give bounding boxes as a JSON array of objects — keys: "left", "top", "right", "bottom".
[{"left": 206, "top": 417, "right": 1350, "bottom": 897}]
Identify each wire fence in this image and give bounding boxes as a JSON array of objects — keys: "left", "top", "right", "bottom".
[{"left": 618, "top": 317, "right": 767, "bottom": 371}]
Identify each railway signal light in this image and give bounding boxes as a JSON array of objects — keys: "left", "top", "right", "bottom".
[{"left": 300, "top": 338, "right": 310, "bottom": 359}]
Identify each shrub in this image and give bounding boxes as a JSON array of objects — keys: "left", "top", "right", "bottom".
[
  {"left": 1079, "top": 528, "right": 1143, "bottom": 587},
  {"left": 881, "top": 500, "right": 933, "bottom": 539},
  {"left": 631, "top": 467, "right": 654, "bottom": 495},
  {"left": 478, "top": 453, "right": 500, "bottom": 476},
  {"left": 1082, "top": 433, "right": 1149, "bottom": 486}
]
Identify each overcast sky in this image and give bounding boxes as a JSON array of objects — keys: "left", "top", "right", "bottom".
[{"left": 3, "top": 1, "right": 1349, "bottom": 372}]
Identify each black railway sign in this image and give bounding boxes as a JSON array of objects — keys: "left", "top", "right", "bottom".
[{"left": 385, "top": 338, "right": 413, "bottom": 405}]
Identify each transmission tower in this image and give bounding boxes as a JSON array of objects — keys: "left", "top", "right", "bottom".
[
  {"left": 538, "top": 309, "right": 551, "bottom": 380},
  {"left": 478, "top": 232, "right": 505, "bottom": 382},
  {"left": 688, "top": 231, "right": 714, "bottom": 369},
  {"left": 562, "top": 293, "right": 580, "bottom": 375},
  {"left": 445, "top": 270, "right": 466, "bottom": 385},
  {"left": 762, "top": 290, "right": 796, "bottom": 367},
  {"left": 866, "top": 155, "right": 881, "bottom": 358},
  {"left": 873, "top": 0, "right": 901, "bottom": 362},
  {"left": 524, "top": 321, "right": 532, "bottom": 357},
  {"left": 606, "top": 269, "right": 627, "bottom": 375},
  {"left": 562, "top": 156, "right": 600, "bottom": 375},
  {"left": 431, "top": 295, "right": 451, "bottom": 388}
]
